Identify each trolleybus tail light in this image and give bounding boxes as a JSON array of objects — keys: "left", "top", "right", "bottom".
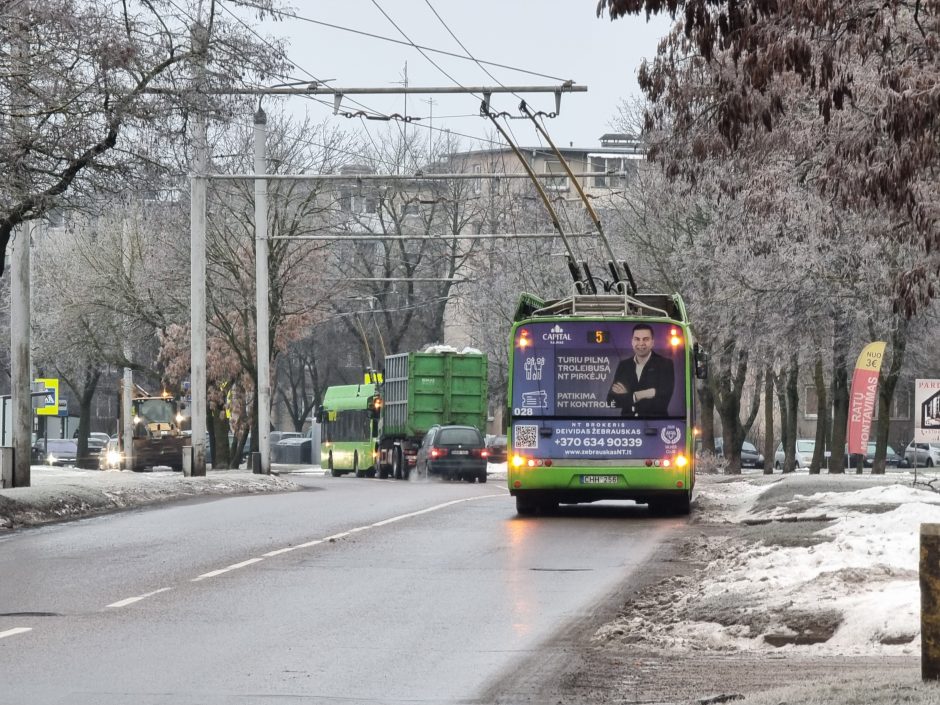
[
  {"left": 517, "top": 329, "right": 531, "bottom": 348},
  {"left": 662, "top": 458, "right": 671, "bottom": 467},
  {"left": 675, "top": 454, "right": 688, "bottom": 467},
  {"left": 544, "top": 459, "right": 552, "bottom": 467},
  {"left": 670, "top": 327, "right": 683, "bottom": 347},
  {"left": 511, "top": 454, "right": 526, "bottom": 467}
]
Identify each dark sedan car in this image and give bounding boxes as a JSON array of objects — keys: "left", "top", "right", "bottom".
[
  {"left": 708, "top": 438, "right": 765, "bottom": 469},
  {"left": 31, "top": 439, "right": 78, "bottom": 466},
  {"left": 415, "top": 425, "right": 488, "bottom": 483},
  {"left": 847, "top": 442, "right": 908, "bottom": 468},
  {"left": 485, "top": 434, "right": 507, "bottom": 464}
]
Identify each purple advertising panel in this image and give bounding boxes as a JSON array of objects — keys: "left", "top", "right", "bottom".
[
  {"left": 511, "top": 321, "right": 685, "bottom": 420},
  {"left": 511, "top": 418, "right": 687, "bottom": 460}
]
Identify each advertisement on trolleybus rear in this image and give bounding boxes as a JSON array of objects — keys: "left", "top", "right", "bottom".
[{"left": 508, "top": 316, "right": 697, "bottom": 516}]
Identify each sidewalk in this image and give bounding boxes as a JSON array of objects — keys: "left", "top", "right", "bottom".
[{"left": 0, "top": 464, "right": 302, "bottom": 530}]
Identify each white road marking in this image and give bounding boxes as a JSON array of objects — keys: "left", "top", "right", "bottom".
[
  {"left": 263, "top": 538, "right": 324, "bottom": 557},
  {"left": 107, "top": 587, "right": 173, "bottom": 608},
  {"left": 192, "top": 557, "right": 265, "bottom": 582},
  {"left": 0, "top": 627, "right": 32, "bottom": 639},
  {"left": 192, "top": 492, "right": 502, "bottom": 583}
]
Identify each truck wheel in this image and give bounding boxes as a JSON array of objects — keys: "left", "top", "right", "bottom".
[
  {"left": 378, "top": 459, "right": 390, "bottom": 479},
  {"left": 328, "top": 453, "right": 340, "bottom": 478},
  {"left": 354, "top": 453, "right": 364, "bottom": 478}
]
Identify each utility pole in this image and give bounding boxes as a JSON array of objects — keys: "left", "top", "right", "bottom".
[
  {"left": 393, "top": 62, "right": 408, "bottom": 173},
  {"left": 11, "top": 13, "right": 31, "bottom": 487},
  {"left": 11, "top": 222, "right": 32, "bottom": 487},
  {"left": 423, "top": 97, "right": 436, "bottom": 164},
  {"left": 122, "top": 213, "right": 134, "bottom": 471},
  {"left": 254, "top": 108, "right": 270, "bottom": 474},
  {"left": 189, "top": 19, "right": 209, "bottom": 476}
]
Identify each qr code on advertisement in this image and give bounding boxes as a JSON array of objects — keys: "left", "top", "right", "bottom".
[{"left": 514, "top": 425, "right": 538, "bottom": 449}]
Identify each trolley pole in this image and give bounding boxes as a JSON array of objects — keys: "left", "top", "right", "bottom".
[{"left": 254, "top": 108, "right": 271, "bottom": 474}]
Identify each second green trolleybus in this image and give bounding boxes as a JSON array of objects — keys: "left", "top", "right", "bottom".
[{"left": 507, "top": 292, "right": 706, "bottom": 516}]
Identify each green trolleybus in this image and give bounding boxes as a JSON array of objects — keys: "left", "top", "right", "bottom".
[
  {"left": 318, "top": 383, "right": 380, "bottom": 477},
  {"left": 507, "top": 292, "right": 707, "bottom": 516}
]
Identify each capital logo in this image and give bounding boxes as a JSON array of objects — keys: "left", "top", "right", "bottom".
[
  {"left": 660, "top": 426, "right": 682, "bottom": 445},
  {"left": 542, "top": 324, "right": 572, "bottom": 343}
]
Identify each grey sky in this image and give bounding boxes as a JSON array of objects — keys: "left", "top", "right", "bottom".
[{"left": 253, "top": 1, "right": 671, "bottom": 154}]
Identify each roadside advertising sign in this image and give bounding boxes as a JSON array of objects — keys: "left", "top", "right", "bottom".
[
  {"left": 847, "top": 342, "right": 886, "bottom": 455},
  {"left": 915, "top": 378, "right": 940, "bottom": 443}
]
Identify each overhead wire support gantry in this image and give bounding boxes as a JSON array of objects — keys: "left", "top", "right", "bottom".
[{"left": 178, "top": 82, "right": 588, "bottom": 475}]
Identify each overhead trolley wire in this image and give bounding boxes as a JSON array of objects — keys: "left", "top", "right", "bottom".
[{"left": 237, "top": 0, "right": 572, "bottom": 83}]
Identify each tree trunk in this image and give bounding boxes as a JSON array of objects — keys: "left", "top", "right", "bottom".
[
  {"left": 698, "top": 379, "right": 716, "bottom": 453},
  {"left": 829, "top": 316, "right": 851, "bottom": 474},
  {"left": 61, "top": 366, "right": 101, "bottom": 469},
  {"left": 774, "top": 370, "right": 792, "bottom": 471},
  {"left": 810, "top": 354, "right": 828, "bottom": 475},
  {"left": 209, "top": 407, "right": 232, "bottom": 469},
  {"left": 77, "top": 370, "right": 101, "bottom": 468},
  {"left": 872, "top": 318, "right": 908, "bottom": 475},
  {"left": 763, "top": 366, "right": 774, "bottom": 474},
  {"left": 784, "top": 355, "right": 799, "bottom": 473},
  {"left": 712, "top": 343, "right": 761, "bottom": 476}
]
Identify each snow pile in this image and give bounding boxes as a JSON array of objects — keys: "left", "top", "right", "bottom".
[
  {"left": 595, "top": 475, "right": 940, "bottom": 657},
  {"left": 420, "top": 344, "right": 484, "bottom": 355}
]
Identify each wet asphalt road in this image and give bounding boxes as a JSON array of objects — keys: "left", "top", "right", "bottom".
[{"left": 0, "top": 471, "right": 681, "bottom": 704}]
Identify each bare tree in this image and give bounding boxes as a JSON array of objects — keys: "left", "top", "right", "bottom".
[{"left": 0, "top": 0, "right": 288, "bottom": 277}]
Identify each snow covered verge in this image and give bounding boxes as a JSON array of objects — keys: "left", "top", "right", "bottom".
[
  {"left": 0, "top": 466, "right": 298, "bottom": 529},
  {"left": 595, "top": 472, "right": 940, "bottom": 659}
]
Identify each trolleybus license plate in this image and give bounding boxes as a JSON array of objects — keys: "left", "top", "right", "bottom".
[{"left": 580, "top": 475, "right": 619, "bottom": 485}]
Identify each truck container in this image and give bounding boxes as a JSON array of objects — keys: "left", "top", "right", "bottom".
[{"left": 377, "top": 350, "right": 488, "bottom": 479}]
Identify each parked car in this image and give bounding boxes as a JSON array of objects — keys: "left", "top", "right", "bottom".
[
  {"left": 710, "top": 438, "right": 765, "bottom": 468},
  {"left": 77, "top": 436, "right": 107, "bottom": 469},
  {"left": 415, "top": 425, "right": 488, "bottom": 483},
  {"left": 774, "top": 439, "right": 816, "bottom": 469},
  {"left": 484, "top": 434, "right": 507, "bottom": 464},
  {"left": 99, "top": 437, "right": 123, "bottom": 470},
  {"left": 269, "top": 431, "right": 301, "bottom": 445},
  {"left": 90, "top": 432, "right": 111, "bottom": 446},
  {"left": 32, "top": 439, "right": 78, "bottom": 466},
  {"left": 904, "top": 442, "right": 940, "bottom": 468},
  {"left": 846, "top": 442, "right": 907, "bottom": 468}
]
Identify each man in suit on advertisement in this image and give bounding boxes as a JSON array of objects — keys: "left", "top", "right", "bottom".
[{"left": 606, "top": 323, "right": 675, "bottom": 417}]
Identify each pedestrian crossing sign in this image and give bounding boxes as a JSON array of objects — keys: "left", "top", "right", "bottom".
[{"left": 35, "top": 378, "right": 59, "bottom": 416}]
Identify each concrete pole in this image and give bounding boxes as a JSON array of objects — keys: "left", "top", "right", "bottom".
[
  {"left": 11, "top": 221, "right": 33, "bottom": 487},
  {"left": 189, "top": 20, "right": 208, "bottom": 477},
  {"left": 190, "top": 110, "right": 208, "bottom": 477},
  {"left": 923, "top": 523, "right": 940, "bottom": 679},
  {"left": 122, "top": 216, "right": 134, "bottom": 471},
  {"left": 254, "top": 108, "right": 270, "bottom": 474}
]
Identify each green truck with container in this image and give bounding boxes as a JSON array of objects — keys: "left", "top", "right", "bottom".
[{"left": 376, "top": 349, "right": 488, "bottom": 480}]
